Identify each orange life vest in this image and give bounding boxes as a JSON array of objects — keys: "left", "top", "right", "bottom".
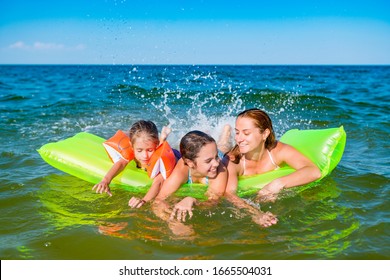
[
  {"left": 103, "top": 130, "right": 177, "bottom": 179},
  {"left": 102, "top": 130, "right": 134, "bottom": 162},
  {"left": 146, "top": 141, "right": 176, "bottom": 179}
]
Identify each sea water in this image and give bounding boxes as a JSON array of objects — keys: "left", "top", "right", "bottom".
[{"left": 0, "top": 65, "right": 389, "bottom": 260}]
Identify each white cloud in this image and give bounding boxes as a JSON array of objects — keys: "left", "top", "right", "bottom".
[
  {"left": 8, "top": 41, "right": 86, "bottom": 51},
  {"left": 33, "top": 42, "right": 65, "bottom": 50},
  {"left": 9, "top": 41, "right": 28, "bottom": 49},
  {"left": 74, "top": 44, "right": 87, "bottom": 50}
]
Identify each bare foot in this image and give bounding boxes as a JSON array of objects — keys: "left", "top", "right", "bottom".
[
  {"left": 160, "top": 126, "right": 172, "bottom": 143},
  {"left": 217, "top": 124, "right": 232, "bottom": 154}
]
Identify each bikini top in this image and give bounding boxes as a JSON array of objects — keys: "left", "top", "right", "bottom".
[
  {"left": 187, "top": 169, "right": 209, "bottom": 185},
  {"left": 242, "top": 149, "right": 280, "bottom": 176}
]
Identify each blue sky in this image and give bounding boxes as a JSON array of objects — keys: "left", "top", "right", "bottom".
[{"left": 0, "top": 0, "right": 389, "bottom": 64}]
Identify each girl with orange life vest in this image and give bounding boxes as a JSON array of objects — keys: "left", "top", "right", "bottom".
[{"left": 92, "top": 120, "right": 178, "bottom": 208}]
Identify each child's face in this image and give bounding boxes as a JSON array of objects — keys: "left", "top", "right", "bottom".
[
  {"left": 132, "top": 136, "right": 157, "bottom": 168},
  {"left": 192, "top": 142, "right": 220, "bottom": 179}
]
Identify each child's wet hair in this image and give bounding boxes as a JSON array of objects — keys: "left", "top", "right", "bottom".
[
  {"left": 180, "top": 130, "right": 215, "bottom": 162},
  {"left": 129, "top": 120, "right": 159, "bottom": 146}
]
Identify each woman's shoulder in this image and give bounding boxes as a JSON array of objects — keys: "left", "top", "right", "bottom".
[
  {"left": 273, "top": 141, "right": 301, "bottom": 159},
  {"left": 275, "top": 140, "right": 297, "bottom": 150}
]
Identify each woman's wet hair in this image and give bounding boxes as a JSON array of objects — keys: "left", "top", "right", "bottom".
[
  {"left": 129, "top": 120, "right": 159, "bottom": 146},
  {"left": 180, "top": 130, "right": 215, "bottom": 163},
  {"left": 237, "top": 108, "right": 276, "bottom": 149}
]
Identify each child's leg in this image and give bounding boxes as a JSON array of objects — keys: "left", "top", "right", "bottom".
[
  {"left": 217, "top": 124, "right": 232, "bottom": 154},
  {"left": 159, "top": 126, "right": 172, "bottom": 143}
]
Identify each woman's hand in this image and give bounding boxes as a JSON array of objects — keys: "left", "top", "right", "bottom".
[
  {"left": 128, "top": 197, "right": 146, "bottom": 208},
  {"left": 92, "top": 179, "right": 112, "bottom": 197},
  {"left": 252, "top": 211, "right": 278, "bottom": 227},
  {"left": 170, "top": 197, "right": 197, "bottom": 222},
  {"left": 256, "top": 178, "right": 285, "bottom": 203}
]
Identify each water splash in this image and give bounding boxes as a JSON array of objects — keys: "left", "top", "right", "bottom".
[{"left": 147, "top": 87, "right": 245, "bottom": 146}]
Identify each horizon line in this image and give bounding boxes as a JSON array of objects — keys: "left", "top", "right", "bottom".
[{"left": 1, "top": 63, "right": 389, "bottom": 67}]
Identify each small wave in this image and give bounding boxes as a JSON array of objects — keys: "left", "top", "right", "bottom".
[
  {"left": 0, "top": 94, "right": 29, "bottom": 102},
  {"left": 110, "top": 84, "right": 148, "bottom": 95}
]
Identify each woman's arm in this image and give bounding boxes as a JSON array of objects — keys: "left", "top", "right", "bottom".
[
  {"left": 92, "top": 158, "right": 128, "bottom": 196},
  {"left": 224, "top": 159, "right": 278, "bottom": 227},
  {"left": 258, "top": 143, "right": 322, "bottom": 202},
  {"left": 224, "top": 161, "right": 259, "bottom": 214},
  {"left": 278, "top": 142, "right": 322, "bottom": 187},
  {"left": 225, "top": 157, "right": 240, "bottom": 195}
]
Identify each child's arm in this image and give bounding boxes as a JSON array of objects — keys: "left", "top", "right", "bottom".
[
  {"left": 151, "top": 160, "right": 189, "bottom": 225},
  {"left": 170, "top": 162, "right": 228, "bottom": 221},
  {"left": 206, "top": 161, "right": 228, "bottom": 200},
  {"left": 128, "top": 127, "right": 173, "bottom": 208},
  {"left": 154, "top": 159, "right": 188, "bottom": 201},
  {"left": 92, "top": 158, "right": 128, "bottom": 196},
  {"left": 151, "top": 159, "right": 188, "bottom": 220},
  {"left": 128, "top": 174, "right": 164, "bottom": 208}
]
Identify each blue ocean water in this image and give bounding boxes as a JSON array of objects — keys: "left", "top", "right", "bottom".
[{"left": 0, "top": 65, "right": 389, "bottom": 260}]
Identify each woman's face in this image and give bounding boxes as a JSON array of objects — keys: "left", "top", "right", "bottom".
[
  {"left": 235, "top": 116, "right": 266, "bottom": 154},
  {"left": 132, "top": 136, "right": 157, "bottom": 168},
  {"left": 191, "top": 142, "right": 220, "bottom": 179}
]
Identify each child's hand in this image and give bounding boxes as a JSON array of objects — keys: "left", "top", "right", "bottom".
[
  {"left": 151, "top": 200, "right": 172, "bottom": 221},
  {"left": 170, "top": 197, "right": 196, "bottom": 222},
  {"left": 128, "top": 197, "right": 146, "bottom": 208},
  {"left": 92, "top": 180, "right": 112, "bottom": 197}
]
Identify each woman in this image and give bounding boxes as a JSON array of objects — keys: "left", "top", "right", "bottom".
[{"left": 225, "top": 108, "right": 322, "bottom": 204}]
